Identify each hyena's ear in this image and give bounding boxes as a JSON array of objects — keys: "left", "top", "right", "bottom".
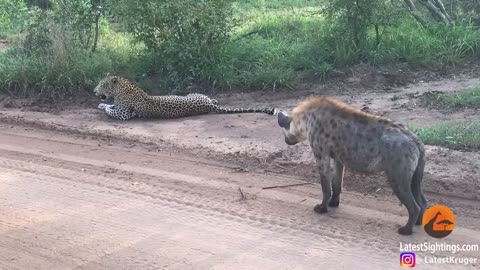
[
  {"left": 278, "top": 111, "right": 292, "bottom": 129},
  {"left": 111, "top": 77, "right": 118, "bottom": 84}
]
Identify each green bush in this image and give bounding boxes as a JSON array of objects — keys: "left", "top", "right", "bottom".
[
  {"left": 0, "top": 15, "right": 134, "bottom": 98},
  {"left": 0, "top": 0, "right": 125, "bottom": 97},
  {"left": 323, "top": 0, "right": 405, "bottom": 59},
  {"left": 0, "top": 44, "right": 132, "bottom": 98},
  {"left": 111, "top": 0, "right": 234, "bottom": 88},
  {"left": 0, "top": 0, "right": 29, "bottom": 39}
]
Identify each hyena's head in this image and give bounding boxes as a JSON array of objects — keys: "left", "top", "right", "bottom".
[{"left": 277, "top": 111, "right": 307, "bottom": 145}]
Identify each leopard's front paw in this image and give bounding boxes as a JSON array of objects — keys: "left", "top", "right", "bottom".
[{"left": 97, "top": 103, "right": 107, "bottom": 110}]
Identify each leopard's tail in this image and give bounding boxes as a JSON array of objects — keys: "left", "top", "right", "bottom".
[{"left": 213, "top": 105, "right": 278, "bottom": 115}]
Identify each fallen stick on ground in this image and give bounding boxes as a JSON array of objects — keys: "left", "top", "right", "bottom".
[
  {"left": 274, "top": 164, "right": 287, "bottom": 170},
  {"left": 262, "top": 182, "right": 313, "bottom": 190},
  {"left": 238, "top": 187, "right": 247, "bottom": 200}
]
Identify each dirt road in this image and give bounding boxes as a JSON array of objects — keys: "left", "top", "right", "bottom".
[
  {"left": 0, "top": 122, "right": 479, "bottom": 269},
  {"left": 0, "top": 70, "right": 479, "bottom": 269}
]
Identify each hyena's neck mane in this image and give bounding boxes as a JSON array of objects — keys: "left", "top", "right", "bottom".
[{"left": 293, "top": 96, "right": 391, "bottom": 124}]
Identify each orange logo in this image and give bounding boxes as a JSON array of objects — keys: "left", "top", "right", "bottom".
[{"left": 422, "top": 205, "right": 455, "bottom": 238}]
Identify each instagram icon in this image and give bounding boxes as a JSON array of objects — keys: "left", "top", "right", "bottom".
[{"left": 400, "top": 252, "right": 416, "bottom": 268}]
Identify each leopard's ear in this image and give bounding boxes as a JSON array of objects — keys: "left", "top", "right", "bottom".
[{"left": 111, "top": 77, "right": 118, "bottom": 84}]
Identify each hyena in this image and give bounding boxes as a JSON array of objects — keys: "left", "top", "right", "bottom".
[{"left": 277, "top": 96, "right": 426, "bottom": 235}]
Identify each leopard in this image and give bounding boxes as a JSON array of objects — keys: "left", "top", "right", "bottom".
[
  {"left": 277, "top": 96, "right": 426, "bottom": 235},
  {"left": 94, "top": 76, "right": 276, "bottom": 120}
]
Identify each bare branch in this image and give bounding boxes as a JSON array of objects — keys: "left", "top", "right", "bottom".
[
  {"left": 431, "top": 0, "right": 452, "bottom": 22},
  {"left": 448, "top": 0, "right": 457, "bottom": 20},
  {"left": 232, "top": 29, "right": 263, "bottom": 41},
  {"left": 92, "top": 13, "right": 101, "bottom": 53},
  {"left": 238, "top": 187, "right": 246, "bottom": 201},
  {"left": 419, "top": 0, "right": 451, "bottom": 24},
  {"left": 262, "top": 182, "right": 314, "bottom": 190},
  {"left": 402, "top": 0, "right": 428, "bottom": 28}
]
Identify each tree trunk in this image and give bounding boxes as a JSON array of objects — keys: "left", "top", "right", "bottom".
[
  {"left": 92, "top": 13, "right": 100, "bottom": 53},
  {"left": 449, "top": 0, "right": 457, "bottom": 20},
  {"left": 402, "top": 0, "right": 428, "bottom": 28},
  {"left": 432, "top": 0, "right": 452, "bottom": 22},
  {"left": 419, "top": 0, "right": 451, "bottom": 24},
  {"left": 91, "top": 0, "right": 105, "bottom": 53},
  {"left": 85, "top": 27, "right": 92, "bottom": 50}
]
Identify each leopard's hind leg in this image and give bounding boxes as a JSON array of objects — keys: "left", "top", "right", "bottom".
[{"left": 186, "top": 93, "right": 218, "bottom": 105}]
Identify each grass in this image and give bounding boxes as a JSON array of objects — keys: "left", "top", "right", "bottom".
[
  {"left": 0, "top": 30, "right": 137, "bottom": 97},
  {"left": 213, "top": 13, "right": 332, "bottom": 89},
  {"left": 411, "top": 121, "right": 480, "bottom": 150},
  {"left": 423, "top": 86, "right": 480, "bottom": 109},
  {"left": 217, "top": 1, "right": 480, "bottom": 89},
  {"left": 234, "top": 0, "right": 321, "bottom": 9},
  {"left": 378, "top": 22, "right": 480, "bottom": 66}
]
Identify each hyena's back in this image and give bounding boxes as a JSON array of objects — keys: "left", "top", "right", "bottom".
[{"left": 309, "top": 114, "right": 423, "bottom": 174}]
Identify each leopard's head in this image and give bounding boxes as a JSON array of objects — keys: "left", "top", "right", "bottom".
[{"left": 93, "top": 76, "right": 122, "bottom": 101}]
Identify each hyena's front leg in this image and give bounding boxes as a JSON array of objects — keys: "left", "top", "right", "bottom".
[
  {"left": 314, "top": 157, "right": 333, "bottom": 214},
  {"left": 329, "top": 161, "right": 344, "bottom": 207}
]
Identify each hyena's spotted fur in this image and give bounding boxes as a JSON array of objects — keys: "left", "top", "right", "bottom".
[{"left": 277, "top": 96, "right": 426, "bottom": 235}]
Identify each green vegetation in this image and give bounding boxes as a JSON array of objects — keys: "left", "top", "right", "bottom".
[
  {"left": 423, "top": 86, "right": 480, "bottom": 109},
  {"left": 0, "top": 0, "right": 26, "bottom": 39},
  {"left": 1, "top": 0, "right": 480, "bottom": 96},
  {"left": 412, "top": 121, "right": 480, "bottom": 150}
]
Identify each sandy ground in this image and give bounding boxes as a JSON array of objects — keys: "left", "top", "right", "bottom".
[
  {"left": 0, "top": 125, "right": 479, "bottom": 270},
  {"left": 0, "top": 72, "right": 479, "bottom": 269}
]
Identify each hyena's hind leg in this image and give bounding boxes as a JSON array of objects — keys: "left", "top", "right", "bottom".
[
  {"left": 411, "top": 155, "right": 427, "bottom": 225},
  {"left": 386, "top": 163, "right": 420, "bottom": 235},
  {"left": 329, "top": 161, "right": 344, "bottom": 207}
]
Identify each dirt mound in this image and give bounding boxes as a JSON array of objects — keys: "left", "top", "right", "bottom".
[
  {"left": 0, "top": 39, "right": 9, "bottom": 50},
  {"left": 342, "top": 63, "right": 441, "bottom": 90},
  {"left": 0, "top": 91, "right": 98, "bottom": 113}
]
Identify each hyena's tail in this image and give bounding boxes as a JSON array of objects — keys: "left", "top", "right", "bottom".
[
  {"left": 411, "top": 141, "right": 427, "bottom": 225},
  {"left": 213, "top": 105, "right": 278, "bottom": 115}
]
